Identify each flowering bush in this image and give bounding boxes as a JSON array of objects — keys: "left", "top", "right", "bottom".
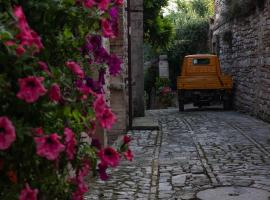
[
  {"left": 0, "top": 0, "right": 131, "bottom": 199},
  {"left": 155, "top": 78, "right": 174, "bottom": 107}
]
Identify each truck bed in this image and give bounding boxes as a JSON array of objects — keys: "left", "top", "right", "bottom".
[{"left": 177, "top": 75, "right": 233, "bottom": 90}]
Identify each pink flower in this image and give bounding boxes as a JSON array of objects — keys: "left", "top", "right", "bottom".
[
  {"left": 101, "top": 19, "right": 115, "bottom": 38},
  {"left": 0, "top": 117, "right": 16, "bottom": 150},
  {"left": 49, "top": 83, "right": 61, "bottom": 103},
  {"left": 97, "top": 108, "right": 117, "bottom": 130},
  {"left": 113, "top": 0, "right": 123, "bottom": 5},
  {"left": 83, "top": 0, "right": 95, "bottom": 8},
  {"left": 124, "top": 149, "right": 133, "bottom": 161},
  {"left": 77, "top": 83, "right": 96, "bottom": 97},
  {"left": 98, "top": 147, "right": 120, "bottom": 168},
  {"left": 38, "top": 61, "right": 52, "bottom": 76},
  {"left": 64, "top": 128, "right": 77, "bottom": 160},
  {"left": 123, "top": 135, "right": 131, "bottom": 144},
  {"left": 71, "top": 162, "right": 90, "bottom": 200},
  {"left": 93, "top": 95, "right": 117, "bottom": 129},
  {"left": 17, "top": 76, "right": 47, "bottom": 103},
  {"left": 19, "top": 184, "right": 38, "bottom": 200},
  {"left": 4, "top": 40, "right": 16, "bottom": 47},
  {"left": 98, "top": 162, "right": 109, "bottom": 180},
  {"left": 16, "top": 45, "right": 26, "bottom": 56},
  {"left": 33, "top": 127, "right": 43, "bottom": 135},
  {"left": 34, "top": 133, "right": 65, "bottom": 160},
  {"left": 13, "top": 6, "right": 43, "bottom": 55},
  {"left": 13, "top": 6, "right": 26, "bottom": 21},
  {"left": 96, "top": 0, "right": 110, "bottom": 10},
  {"left": 65, "top": 61, "right": 85, "bottom": 78},
  {"left": 93, "top": 94, "right": 106, "bottom": 115}
]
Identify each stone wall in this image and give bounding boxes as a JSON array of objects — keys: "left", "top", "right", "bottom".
[
  {"left": 211, "top": 0, "right": 270, "bottom": 121},
  {"left": 130, "top": 0, "right": 145, "bottom": 117},
  {"left": 108, "top": 1, "right": 128, "bottom": 143}
]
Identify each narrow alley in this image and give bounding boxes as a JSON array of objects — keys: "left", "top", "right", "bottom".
[{"left": 86, "top": 109, "right": 270, "bottom": 200}]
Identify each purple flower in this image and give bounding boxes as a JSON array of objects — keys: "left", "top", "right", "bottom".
[
  {"left": 94, "top": 47, "right": 110, "bottom": 63},
  {"left": 98, "top": 69, "right": 106, "bottom": 85},
  {"left": 107, "top": 54, "right": 122, "bottom": 76},
  {"left": 91, "top": 138, "right": 101, "bottom": 149},
  {"left": 109, "top": 7, "right": 119, "bottom": 20},
  {"left": 84, "top": 35, "right": 102, "bottom": 54},
  {"left": 86, "top": 77, "right": 103, "bottom": 94}
]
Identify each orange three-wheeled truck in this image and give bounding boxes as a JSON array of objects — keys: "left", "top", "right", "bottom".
[{"left": 177, "top": 54, "right": 233, "bottom": 111}]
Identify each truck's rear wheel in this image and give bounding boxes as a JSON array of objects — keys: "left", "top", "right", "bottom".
[
  {"left": 223, "top": 91, "right": 232, "bottom": 110},
  {"left": 179, "top": 100, "right": 184, "bottom": 111},
  {"left": 178, "top": 90, "right": 185, "bottom": 112}
]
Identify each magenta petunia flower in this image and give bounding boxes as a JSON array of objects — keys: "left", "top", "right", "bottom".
[
  {"left": 4, "top": 40, "right": 16, "bottom": 47},
  {"left": 93, "top": 94, "right": 106, "bottom": 116},
  {"left": 19, "top": 184, "right": 38, "bottom": 200},
  {"left": 112, "top": 0, "right": 123, "bottom": 5},
  {"left": 33, "top": 127, "right": 43, "bottom": 135},
  {"left": 123, "top": 135, "right": 131, "bottom": 144},
  {"left": 13, "top": 6, "right": 44, "bottom": 55},
  {"left": 124, "top": 149, "right": 133, "bottom": 161},
  {"left": 49, "top": 83, "right": 61, "bottom": 103},
  {"left": 64, "top": 128, "right": 77, "bottom": 160},
  {"left": 98, "top": 147, "right": 120, "bottom": 168},
  {"left": 38, "top": 61, "right": 52, "bottom": 76},
  {"left": 71, "top": 162, "right": 90, "bottom": 200},
  {"left": 101, "top": 19, "right": 115, "bottom": 38},
  {"left": 16, "top": 45, "right": 26, "bottom": 56},
  {"left": 98, "top": 162, "right": 109, "bottom": 180},
  {"left": 97, "top": 108, "right": 117, "bottom": 130},
  {"left": 107, "top": 54, "right": 122, "bottom": 76},
  {"left": 65, "top": 61, "right": 85, "bottom": 78},
  {"left": 0, "top": 117, "right": 16, "bottom": 150},
  {"left": 34, "top": 133, "right": 65, "bottom": 160},
  {"left": 17, "top": 76, "right": 47, "bottom": 103},
  {"left": 95, "top": 0, "right": 110, "bottom": 10},
  {"left": 83, "top": 0, "right": 95, "bottom": 8}
]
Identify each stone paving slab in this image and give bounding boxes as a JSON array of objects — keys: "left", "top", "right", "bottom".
[
  {"left": 132, "top": 117, "right": 159, "bottom": 130},
  {"left": 85, "top": 109, "right": 270, "bottom": 200}
]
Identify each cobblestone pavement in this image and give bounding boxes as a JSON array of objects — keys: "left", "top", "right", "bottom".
[{"left": 85, "top": 109, "right": 270, "bottom": 199}]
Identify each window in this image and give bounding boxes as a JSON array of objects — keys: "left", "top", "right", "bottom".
[{"left": 192, "top": 58, "right": 210, "bottom": 65}]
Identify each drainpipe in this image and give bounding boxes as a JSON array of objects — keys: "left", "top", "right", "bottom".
[{"left": 127, "top": 0, "right": 133, "bottom": 130}]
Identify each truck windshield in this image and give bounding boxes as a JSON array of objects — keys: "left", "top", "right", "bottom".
[{"left": 192, "top": 58, "right": 210, "bottom": 65}]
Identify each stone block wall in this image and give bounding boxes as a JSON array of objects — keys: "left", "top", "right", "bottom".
[
  {"left": 130, "top": 0, "right": 145, "bottom": 117},
  {"left": 211, "top": 0, "right": 270, "bottom": 121},
  {"left": 108, "top": 1, "right": 129, "bottom": 143}
]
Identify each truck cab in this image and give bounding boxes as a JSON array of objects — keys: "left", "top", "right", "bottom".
[{"left": 177, "top": 54, "right": 233, "bottom": 111}]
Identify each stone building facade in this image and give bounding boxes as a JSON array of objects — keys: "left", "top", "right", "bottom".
[
  {"left": 211, "top": 0, "right": 270, "bottom": 121},
  {"left": 109, "top": 2, "right": 129, "bottom": 142},
  {"left": 107, "top": 0, "right": 144, "bottom": 142},
  {"left": 130, "top": 0, "right": 144, "bottom": 117}
]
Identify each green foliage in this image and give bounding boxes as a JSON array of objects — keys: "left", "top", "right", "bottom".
[
  {"left": 224, "top": 0, "right": 265, "bottom": 19},
  {"left": 165, "top": 0, "right": 213, "bottom": 90},
  {"left": 144, "top": 0, "right": 173, "bottom": 48}
]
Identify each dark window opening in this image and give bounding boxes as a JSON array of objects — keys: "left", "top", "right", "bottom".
[{"left": 192, "top": 58, "right": 210, "bottom": 65}]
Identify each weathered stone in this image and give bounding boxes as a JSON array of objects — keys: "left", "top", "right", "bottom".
[
  {"left": 197, "top": 186, "right": 270, "bottom": 200},
  {"left": 172, "top": 175, "right": 186, "bottom": 187}
]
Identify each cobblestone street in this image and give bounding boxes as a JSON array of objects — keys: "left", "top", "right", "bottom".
[{"left": 85, "top": 109, "right": 270, "bottom": 199}]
